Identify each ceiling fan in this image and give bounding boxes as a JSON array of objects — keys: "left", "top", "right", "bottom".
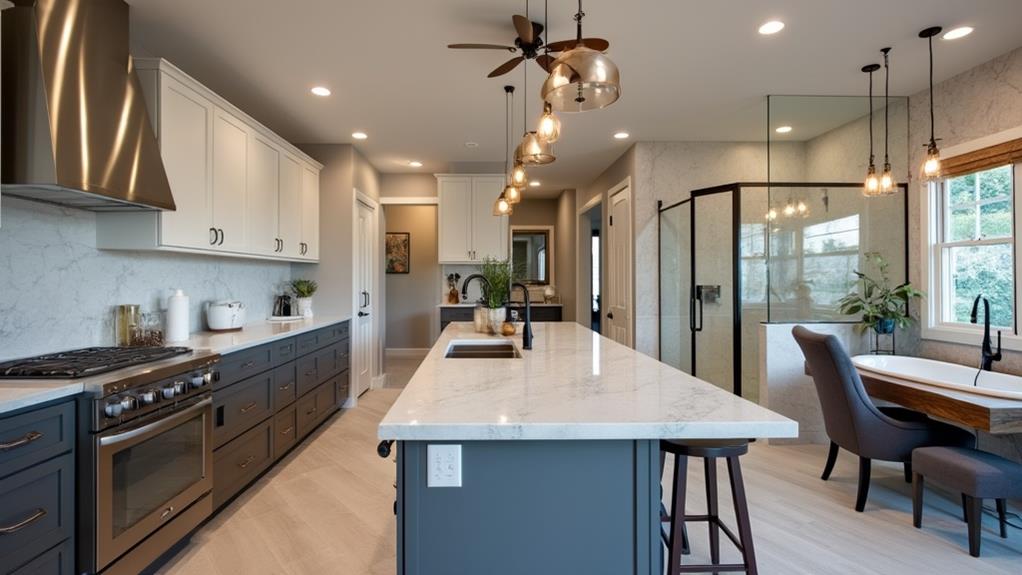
[{"left": 448, "top": 15, "right": 556, "bottom": 78}]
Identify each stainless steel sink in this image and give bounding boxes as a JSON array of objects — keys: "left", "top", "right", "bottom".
[{"left": 444, "top": 340, "right": 522, "bottom": 359}]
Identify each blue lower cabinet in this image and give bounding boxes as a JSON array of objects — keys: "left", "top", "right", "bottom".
[{"left": 8, "top": 538, "right": 73, "bottom": 575}]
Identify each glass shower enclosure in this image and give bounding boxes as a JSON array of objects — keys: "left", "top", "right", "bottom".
[{"left": 658, "top": 182, "right": 907, "bottom": 401}]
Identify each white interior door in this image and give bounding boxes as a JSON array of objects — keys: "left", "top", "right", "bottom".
[
  {"left": 607, "top": 184, "right": 633, "bottom": 347},
  {"left": 354, "top": 199, "right": 376, "bottom": 397}
]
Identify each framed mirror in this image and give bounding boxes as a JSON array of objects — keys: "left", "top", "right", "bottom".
[{"left": 511, "top": 226, "right": 554, "bottom": 285}]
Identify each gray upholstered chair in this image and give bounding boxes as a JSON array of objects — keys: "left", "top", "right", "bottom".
[{"left": 792, "top": 326, "right": 975, "bottom": 511}]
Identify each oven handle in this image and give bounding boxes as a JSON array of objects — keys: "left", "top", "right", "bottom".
[{"left": 99, "top": 398, "right": 212, "bottom": 447}]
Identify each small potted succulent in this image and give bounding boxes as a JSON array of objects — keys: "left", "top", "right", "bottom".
[
  {"left": 477, "top": 257, "right": 513, "bottom": 334},
  {"left": 838, "top": 252, "right": 923, "bottom": 334},
  {"left": 290, "top": 279, "right": 318, "bottom": 318}
]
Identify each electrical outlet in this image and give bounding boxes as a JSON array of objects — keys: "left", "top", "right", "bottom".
[{"left": 427, "top": 444, "right": 462, "bottom": 487}]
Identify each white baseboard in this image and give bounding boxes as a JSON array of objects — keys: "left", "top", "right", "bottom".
[
  {"left": 371, "top": 373, "right": 388, "bottom": 390},
  {"left": 386, "top": 348, "right": 429, "bottom": 360}
]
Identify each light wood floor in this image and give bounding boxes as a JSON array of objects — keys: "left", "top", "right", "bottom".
[{"left": 159, "top": 388, "right": 1021, "bottom": 575}]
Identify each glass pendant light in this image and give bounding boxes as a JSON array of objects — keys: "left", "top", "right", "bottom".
[
  {"left": 537, "top": 102, "right": 561, "bottom": 143},
  {"left": 541, "top": 0, "right": 620, "bottom": 112},
  {"left": 518, "top": 55, "right": 556, "bottom": 165},
  {"left": 919, "top": 27, "right": 943, "bottom": 182},
  {"left": 495, "top": 85, "right": 516, "bottom": 215},
  {"left": 878, "top": 48, "right": 897, "bottom": 195},
  {"left": 862, "top": 62, "right": 881, "bottom": 196},
  {"left": 511, "top": 161, "right": 528, "bottom": 188}
]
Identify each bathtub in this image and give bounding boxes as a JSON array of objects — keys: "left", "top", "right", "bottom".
[{"left": 851, "top": 355, "right": 1022, "bottom": 401}]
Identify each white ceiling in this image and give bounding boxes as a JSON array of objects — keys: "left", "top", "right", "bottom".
[{"left": 127, "top": 0, "right": 1022, "bottom": 196}]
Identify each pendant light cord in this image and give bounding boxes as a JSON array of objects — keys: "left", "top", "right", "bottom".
[
  {"left": 883, "top": 48, "right": 890, "bottom": 166},
  {"left": 928, "top": 35, "right": 936, "bottom": 145},
  {"left": 868, "top": 70, "right": 875, "bottom": 165},
  {"left": 505, "top": 88, "right": 512, "bottom": 179}
]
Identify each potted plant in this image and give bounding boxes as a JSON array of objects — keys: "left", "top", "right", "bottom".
[
  {"left": 838, "top": 252, "right": 924, "bottom": 335},
  {"left": 477, "top": 257, "right": 513, "bottom": 334},
  {"left": 290, "top": 279, "right": 318, "bottom": 318}
]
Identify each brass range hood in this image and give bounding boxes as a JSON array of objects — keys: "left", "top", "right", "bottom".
[{"left": 1, "top": 0, "right": 175, "bottom": 211}]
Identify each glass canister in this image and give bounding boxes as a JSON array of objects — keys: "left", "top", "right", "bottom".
[
  {"left": 473, "top": 303, "right": 487, "bottom": 333},
  {"left": 116, "top": 304, "right": 141, "bottom": 346}
]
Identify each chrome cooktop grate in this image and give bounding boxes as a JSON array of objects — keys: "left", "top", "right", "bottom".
[{"left": 0, "top": 346, "right": 192, "bottom": 379}]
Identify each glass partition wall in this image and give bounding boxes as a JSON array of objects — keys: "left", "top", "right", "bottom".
[{"left": 659, "top": 94, "right": 909, "bottom": 402}]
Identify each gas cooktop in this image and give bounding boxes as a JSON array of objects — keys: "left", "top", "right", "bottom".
[{"left": 0, "top": 346, "right": 192, "bottom": 379}]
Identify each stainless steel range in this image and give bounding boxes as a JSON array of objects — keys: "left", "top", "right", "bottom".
[{"left": 0, "top": 346, "right": 220, "bottom": 574}]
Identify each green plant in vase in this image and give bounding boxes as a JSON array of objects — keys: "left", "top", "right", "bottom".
[
  {"left": 477, "top": 257, "right": 513, "bottom": 334},
  {"left": 290, "top": 279, "right": 318, "bottom": 318},
  {"left": 838, "top": 252, "right": 923, "bottom": 334}
]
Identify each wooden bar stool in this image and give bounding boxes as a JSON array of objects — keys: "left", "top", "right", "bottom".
[{"left": 660, "top": 439, "right": 758, "bottom": 575}]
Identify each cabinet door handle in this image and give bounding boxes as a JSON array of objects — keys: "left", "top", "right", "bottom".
[
  {"left": 278, "top": 383, "right": 292, "bottom": 391},
  {"left": 0, "top": 508, "right": 47, "bottom": 534},
  {"left": 209, "top": 227, "right": 217, "bottom": 245},
  {"left": 239, "top": 402, "right": 258, "bottom": 414},
  {"left": 281, "top": 426, "right": 294, "bottom": 436},
  {"left": 306, "top": 407, "right": 317, "bottom": 416},
  {"left": 0, "top": 430, "right": 43, "bottom": 451},
  {"left": 217, "top": 228, "right": 225, "bottom": 245},
  {"left": 237, "top": 455, "right": 257, "bottom": 469},
  {"left": 240, "top": 360, "right": 255, "bottom": 370}
]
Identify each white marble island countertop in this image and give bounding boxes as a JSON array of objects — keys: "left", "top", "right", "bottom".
[{"left": 379, "top": 322, "right": 798, "bottom": 441}]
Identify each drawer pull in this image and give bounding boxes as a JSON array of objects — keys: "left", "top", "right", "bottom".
[
  {"left": 160, "top": 506, "right": 175, "bottom": 520},
  {"left": 304, "top": 370, "right": 316, "bottom": 377},
  {"left": 240, "top": 360, "right": 256, "bottom": 370},
  {"left": 281, "top": 426, "right": 294, "bottom": 436},
  {"left": 238, "top": 455, "right": 257, "bottom": 469},
  {"left": 306, "top": 407, "right": 317, "bottom": 416},
  {"left": 0, "top": 430, "right": 43, "bottom": 451},
  {"left": 0, "top": 508, "right": 47, "bottom": 534},
  {"left": 239, "top": 402, "right": 258, "bottom": 414},
  {"left": 278, "top": 383, "right": 292, "bottom": 391}
]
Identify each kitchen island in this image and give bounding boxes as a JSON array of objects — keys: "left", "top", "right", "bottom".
[{"left": 379, "top": 322, "right": 797, "bottom": 575}]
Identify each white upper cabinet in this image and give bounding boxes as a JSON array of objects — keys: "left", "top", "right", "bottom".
[
  {"left": 96, "top": 59, "right": 321, "bottom": 262},
  {"left": 300, "top": 163, "right": 320, "bottom": 260},
  {"left": 246, "top": 132, "right": 280, "bottom": 255},
  {"left": 470, "top": 175, "right": 508, "bottom": 261},
  {"left": 156, "top": 74, "right": 213, "bottom": 249},
  {"left": 278, "top": 151, "right": 303, "bottom": 258},
  {"left": 437, "top": 174, "right": 508, "bottom": 264}
]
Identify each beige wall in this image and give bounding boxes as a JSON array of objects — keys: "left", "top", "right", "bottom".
[
  {"left": 384, "top": 204, "right": 439, "bottom": 349},
  {"left": 510, "top": 199, "right": 558, "bottom": 226},
  {"left": 556, "top": 189, "right": 576, "bottom": 322},
  {"left": 380, "top": 173, "right": 437, "bottom": 198}
]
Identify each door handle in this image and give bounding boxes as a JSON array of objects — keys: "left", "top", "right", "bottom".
[
  {"left": 607, "top": 311, "right": 614, "bottom": 320},
  {"left": 695, "top": 294, "right": 705, "bottom": 333},
  {"left": 689, "top": 297, "right": 696, "bottom": 332},
  {"left": 358, "top": 311, "right": 369, "bottom": 317}
]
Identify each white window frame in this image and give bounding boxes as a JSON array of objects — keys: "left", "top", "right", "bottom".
[{"left": 920, "top": 127, "right": 1022, "bottom": 350}]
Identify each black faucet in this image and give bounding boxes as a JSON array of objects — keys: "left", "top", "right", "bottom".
[
  {"left": 461, "top": 274, "right": 491, "bottom": 303},
  {"left": 970, "top": 294, "right": 1002, "bottom": 371},
  {"left": 511, "top": 282, "right": 533, "bottom": 350}
]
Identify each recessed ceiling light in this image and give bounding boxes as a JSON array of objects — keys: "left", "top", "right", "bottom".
[
  {"left": 310, "top": 86, "right": 331, "bottom": 97},
  {"left": 775, "top": 125, "right": 793, "bottom": 134},
  {"left": 758, "top": 20, "right": 785, "bottom": 35},
  {"left": 464, "top": 141, "right": 479, "bottom": 148},
  {"left": 529, "top": 180, "right": 541, "bottom": 187},
  {"left": 408, "top": 161, "right": 423, "bottom": 168},
  {"left": 351, "top": 131, "right": 368, "bottom": 140},
  {"left": 613, "top": 131, "right": 630, "bottom": 139},
  {"left": 943, "top": 26, "right": 973, "bottom": 40}
]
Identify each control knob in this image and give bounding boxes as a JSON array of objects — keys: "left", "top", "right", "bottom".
[
  {"left": 139, "top": 389, "right": 160, "bottom": 405},
  {"left": 191, "top": 372, "right": 212, "bottom": 389},
  {"left": 104, "top": 399, "right": 124, "bottom": 418},
  {"left": 119, "top": 394, "right": 140, "bottom": 412},
  {"left": 173, "top": 380, "right": 188, "bottom": 396},
  {"left": 161, "top": 385, "right": 177, "bottom": 400}
]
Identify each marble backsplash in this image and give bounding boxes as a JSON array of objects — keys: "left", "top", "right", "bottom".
[{"left": 0, "top": 197, "right": 291, "bottom": 361}]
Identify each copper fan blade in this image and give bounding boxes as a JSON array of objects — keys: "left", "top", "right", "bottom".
[
  {"left": 545, "top": 37, "right": 610, "bottom": 52},
  {"left": 512, "top": 14, "right": 535, "bottom": 44},
  {"left": 488, "top": 56, "right": 524, "bottom": 78},
  {"left": 448, "top": 43, "right": 516, "bottom": 51},
  {"left": 536, "top": 54, "right": 555, "bottom": 72}
]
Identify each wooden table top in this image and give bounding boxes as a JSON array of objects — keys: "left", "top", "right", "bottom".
[{"left": 857, "top": 370, "right": 1022, "bottom": 434}]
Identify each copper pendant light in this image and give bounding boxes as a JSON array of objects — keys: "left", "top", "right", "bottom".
[
  {"left": 862, "top": 62, "right": 881, "bottom": 196},
  {"left": 919, "top": 26, "right": 943, "bottom": 182},
  {"left": 495, "top": 86, "right": 515, "bottom": 216},
  {"left": 541, "top": 0, "right": 620, "bottom": 112},
  {"left": 518, "top": 58, "right": 555, "bottom": 165}
]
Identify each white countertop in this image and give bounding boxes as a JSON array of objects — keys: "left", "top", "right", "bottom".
[
  {"left": 378, "top": 322, "right": 797, "bottom": 441},
  {"left": 0, "top": 316, "right": 349, "bottom": 415},
  {"left": 178, "top": 314, "right": 349, "bottom": 354},
  {"left": 437, "top": 302, "right": 563, "bottom": 307}
]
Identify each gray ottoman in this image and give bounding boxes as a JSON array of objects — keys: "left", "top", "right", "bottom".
[{"left": 912, "top": 446, "right": 1022, "bottom": 557}]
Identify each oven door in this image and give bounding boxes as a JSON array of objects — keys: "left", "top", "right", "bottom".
[{"left": 95, "top": 396, "right": 213, "bottom": 571}]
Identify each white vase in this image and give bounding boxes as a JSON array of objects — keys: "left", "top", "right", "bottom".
[
  {"left": 297, "top": 297, "right": 313, "bottom": 318},
  {"left": 486, "top": 307, "right": 506, "bottom": 335}
]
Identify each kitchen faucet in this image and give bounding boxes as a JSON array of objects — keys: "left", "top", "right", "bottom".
[
  {"left": 970, "top": 294, "right": 1002, "bottom": 371},
  {"left": 461, "top": 274, "right": 491, "bottom": 303},
  {"left": 511, "top": 283, "right": 533, "bottom": 350}
]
